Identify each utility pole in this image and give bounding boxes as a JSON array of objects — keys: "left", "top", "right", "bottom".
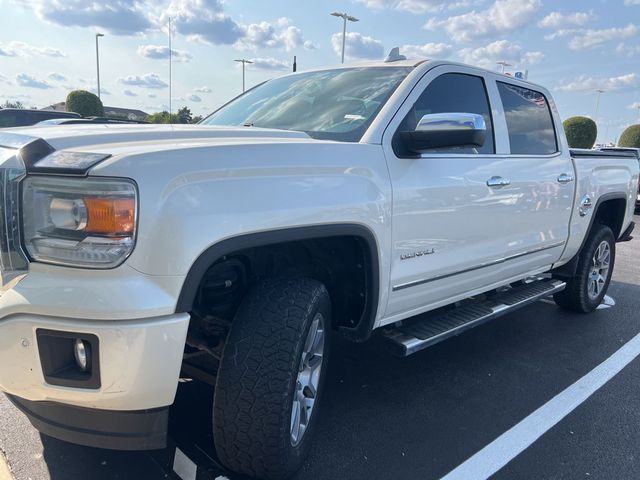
[
  {"left": 330, "top": 12, "right": 359, "bottom": 63},
  {"left": 234, "top": 59, "right": 253, "bottom": 92},
  {"left": 636, "top": 103, "right": 640, "bottom": 124},
  {"left": 594, "top": 89, "right": 605, "bottom": 123},
  {"left": 168, "top": 17, "right": 172, "bottom": 116},
  {"left": 95, "top": 33, "right": 104, "bottom": 99},
  {"left": 496, "top": 61, "right": 511, "bottom": 74}
]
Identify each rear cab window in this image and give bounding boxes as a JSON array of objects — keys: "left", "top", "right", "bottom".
[{"left": 497, "top": 82, "right": 558, "bottom": 155}]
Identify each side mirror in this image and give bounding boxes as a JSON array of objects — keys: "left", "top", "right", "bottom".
[{"left": 399, "top": 112, "right": 487, "bottom": 154}]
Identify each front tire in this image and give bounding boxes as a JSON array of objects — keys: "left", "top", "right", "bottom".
[
  {"left": 213, "top": 277, "right": 331, "bottom": 480},
  {"left": 554, "top": 224, "right": 615, "bottom": 313}
]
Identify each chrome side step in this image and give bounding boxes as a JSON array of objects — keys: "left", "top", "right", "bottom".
[{"left": 378, "top": 278, "right": 566, "bottom": 357}]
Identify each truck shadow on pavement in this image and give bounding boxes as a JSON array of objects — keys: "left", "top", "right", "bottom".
[{"left": 35, "top": 278, "right": 640, "bottom": 480}]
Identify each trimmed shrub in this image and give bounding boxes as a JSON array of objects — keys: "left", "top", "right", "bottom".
[
  {"left": 563, "top": 116, "right": 597, "bottom": 149},
  {"left": 619, "top": 124, "right": 640, "bottom": 148},
  {"left": 66, "top": 90, "right": 104, "bottom": 117}
]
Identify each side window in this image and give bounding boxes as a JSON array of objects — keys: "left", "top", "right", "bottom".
[
  {"left": 497, "top": 82, "right": 557, "bottom": 155},
  {"left": 398, "top": 73, "right": 495, "bottom": 154}
]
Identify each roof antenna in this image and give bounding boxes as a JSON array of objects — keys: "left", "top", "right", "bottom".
[
  {"left": 293, "top": 55, "right": 297, "bottom": 73},
  {"left": 384, "top": 47, "right": 406, "bottom": 63}
]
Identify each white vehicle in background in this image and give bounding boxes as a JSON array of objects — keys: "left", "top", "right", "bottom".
[{"left": 0, "top": 52, "right": 637, "bottom": 479}]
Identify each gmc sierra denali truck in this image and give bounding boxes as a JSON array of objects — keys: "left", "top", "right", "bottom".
[{"left": 0, "top": 54, "right": 637, "bottom": 480}]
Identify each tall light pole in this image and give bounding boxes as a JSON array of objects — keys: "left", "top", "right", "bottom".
[
  {"left": 636, "top": 103, "right": 640, "bottom": 124},
  {"left": 496, "top": 60, "right": 512, "bottom": 74},
  {"left": 235, "top": 59, "right": 253, "bottom": 92},
  {"left": 594, "top": 89, "right": 605, "bottom": 123},
  {"left": 95, "top": 33, "right": 104, "bottom": 99},
  {"left": 168, "top": 17, "right": 172, "bottom": 116},
  {"left": 331, "top": 12, "right": 359, "bottom": 63}
]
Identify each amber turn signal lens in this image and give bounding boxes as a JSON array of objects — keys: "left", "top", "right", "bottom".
[{"left": 84, "top": 198, "right": 135, "bottom": 235}]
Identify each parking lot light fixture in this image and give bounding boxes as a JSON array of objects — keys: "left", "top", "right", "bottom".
[
  {"left": 235, "top": 59, "right": 254, "bottom": 93},
  {"left": 95, "top": 33, "right": 104, "bottom": 99},
  {"left": 331, "top": 12, "right": 359, "bottom": 64}
]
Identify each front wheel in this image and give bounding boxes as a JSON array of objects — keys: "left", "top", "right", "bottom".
[
  {"left": 213, "top": 277, "right": 331, "bottom": 480},
  {"left": 554, "top": 224, "right": 615, "bottom": 313}
]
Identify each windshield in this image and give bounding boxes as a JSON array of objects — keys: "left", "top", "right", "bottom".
[{"left": 201, "top": 67, "right": 412, "bottom": 142}]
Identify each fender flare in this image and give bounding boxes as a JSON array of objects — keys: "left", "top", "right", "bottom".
[
  {"left": 175, "top": 224, "right": 381, "bottom": 342},
  {"left": 553, "top": 192, "right": 628, "bottom": 278}
]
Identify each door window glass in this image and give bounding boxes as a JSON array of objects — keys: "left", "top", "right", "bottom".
[
  {"left": 398, "top": 73, "right": 495, "bottom": 154},
  {"left": 497, "top": 82, "right": 557, "bottom": 155}
]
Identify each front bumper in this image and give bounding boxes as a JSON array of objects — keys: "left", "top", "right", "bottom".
[
  {"left": 8, "top": 395, "right": 169, "bottom": 450},
  {"left": 0, "top": 312, "right": 190, "bottom": 410}
]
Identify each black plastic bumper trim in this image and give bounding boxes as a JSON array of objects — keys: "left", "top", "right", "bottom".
[{"left": 7, "top": 395, "right": 169, "bottom": 451}]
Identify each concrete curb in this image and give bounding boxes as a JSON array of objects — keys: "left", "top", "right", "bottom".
[{"left": 0, "top": 449, "right": 12, "bottom": 480}]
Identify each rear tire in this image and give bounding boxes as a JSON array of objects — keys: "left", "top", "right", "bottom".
[
  {"left": 554, "top": 224, "right": 615, "bottom": 313},
  {"left": 213, "top": 277, "right": 331, "bottom": 480}
]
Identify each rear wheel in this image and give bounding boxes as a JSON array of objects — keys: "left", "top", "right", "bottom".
[
  {"left": 554, "top": 224, "right": 615, "bottom": 313},
  {"left": 213, "top": 277, "right": 331, "bottom": 480}
]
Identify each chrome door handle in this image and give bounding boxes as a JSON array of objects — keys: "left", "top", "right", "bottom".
[
  {"left": 487, "top": 176, "right": 511, "bottom": 188},
  {"left": 557, "top": 173, "right": 575, "bottom": 184}
]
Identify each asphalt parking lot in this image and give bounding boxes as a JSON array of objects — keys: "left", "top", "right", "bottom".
[{"left": 1, "top": 215, "right": 639, "bottom": 480}]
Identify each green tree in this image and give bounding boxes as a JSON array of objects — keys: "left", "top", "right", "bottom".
[
  {"left": 66, "top": 90, "right": 104, "bottom": 117},
  {"left": 1, "top": 100, "right": 25, "bottom": 109},
  {"left": 177, "top": 106, "right": 192, "bottom": 124},
  {"left": 191, "top": 115, "right": 203, "bottom": 124},
  {"left": 563, "top": 116, "right": 597, "bottom": 149},
  {"left": 146, "top": 111, "right": 180, "bottom": 124},
  {"left": 147, "top": 107, "right": 198, "bottom": 124},
  {"left": 619, "top": 124, "right": 640, "bottom": 148}
]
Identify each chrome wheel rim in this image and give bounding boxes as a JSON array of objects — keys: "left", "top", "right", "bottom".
[
  {"left": 588, "top": 240, "right": 611, "bottom": 300},
  {"left": 290, "top": 312, "right": 325, "bottom": 447}
]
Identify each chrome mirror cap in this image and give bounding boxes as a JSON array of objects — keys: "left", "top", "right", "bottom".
[{"left": 416, "top": 112, "right": 486, "bottom": 133}]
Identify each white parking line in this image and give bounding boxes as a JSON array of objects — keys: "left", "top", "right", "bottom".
[
  {"left": 0, "top": 449, "right": 12, "bottom": 480},
  {"left": 441, "top": 331, "right": 640, "bottom": 480}
]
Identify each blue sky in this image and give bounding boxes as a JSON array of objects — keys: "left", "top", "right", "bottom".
[{"left": 0, "top": 0, "right": 638, "bottom": 142}]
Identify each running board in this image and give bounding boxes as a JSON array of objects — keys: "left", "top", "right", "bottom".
[{"left": 378, "top": 278, "right": 566, "bottom": 357}]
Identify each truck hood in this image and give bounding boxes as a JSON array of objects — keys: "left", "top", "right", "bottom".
[{"left": 3, "top": 123, "right": 312, "bottom": 153}]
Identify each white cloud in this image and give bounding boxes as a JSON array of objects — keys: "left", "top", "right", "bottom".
[
  {"left": 24, "top": 0, "right": 152, "bottom": 36},
  {"left": 617, "top": 42, "right": 640, "bottom": 56},
  {"left": 425, "top": 0, "right": 542, "bottom": 43},
  {"left": 89, "top": 87, "right": 111, "bottom": 95},
  {"left": 246, "top": 57, "right": 291, "bottom": 71},
  {"left": 625, "top": 0, "right": 640, "bottom": 4},
  {"left": 459, "top": 40, "right": 543, "bottom": 69},
  {"left": 401, "top": 42, "right": 452, "bottom": 58},
  {"left": 568, "top": 24, "right": 638, "bottom": 49},
  {"left": 137, "top": 45, "right": 192, "bottom": 62},
  {"left": 0, "top": 41, "right": 65, "bottom": 57},
  {"left": 47, "top": 72, "right": 67, "bottom": 82},
  {"left": 123, "top": 89, "right": 137, "bottom": 97},
  {"left": 627, "top": 102, "right": 640, "bottom": 110},
  {"left": 162, "top": 0, "right": 244, "bottom": 45},
  {"left": 355, "top": 0, "right": 476, "bottom": 13},
  {"left": 303, "top": 40, "right": 318, "bottom": 50},
  {"left": 236, "top": 18, "right": 307, "bottom": 51},
  {"left": 195, "top": 86, "right": 211, "bottom": 93},
  {"left": 331, "top": 31, "right": 384, "bottom": 60},
  {"left": 556, "top": 73, "right": 639, "bottom": 93},
  {"left": 118, "top": 73, "right": 168, "bottom": 89},
  {"left": 538, "top": 11, "right": 593, "bottom": 29},
  {"left": 16, "top": 73, "right": 52, "bottom": 89},
  {"left": 147, "top": 93, "right": 157, "bottom": 98},
  {"left": 188, "top": 94, "right": 202, "bottom": 102}
]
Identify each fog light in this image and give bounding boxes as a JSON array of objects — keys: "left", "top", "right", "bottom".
[{"left": 74, "top": 339, "right": 89, "bottom": 372}]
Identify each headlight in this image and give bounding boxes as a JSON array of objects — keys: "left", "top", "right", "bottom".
[{"left": 22, "top": 176, "right": 137, "bottom": 268}]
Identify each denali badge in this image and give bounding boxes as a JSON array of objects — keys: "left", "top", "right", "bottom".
[{"left": 400, "top": 249, "right": 436, "bottom": 260}]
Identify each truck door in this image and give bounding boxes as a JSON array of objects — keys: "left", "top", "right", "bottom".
[{"left": 382, "top": 66, "right": 574, "bottom": 320}]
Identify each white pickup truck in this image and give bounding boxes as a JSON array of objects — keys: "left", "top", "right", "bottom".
[{"left": 0, "top": 55, "right": 637, "bottom": 480}]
